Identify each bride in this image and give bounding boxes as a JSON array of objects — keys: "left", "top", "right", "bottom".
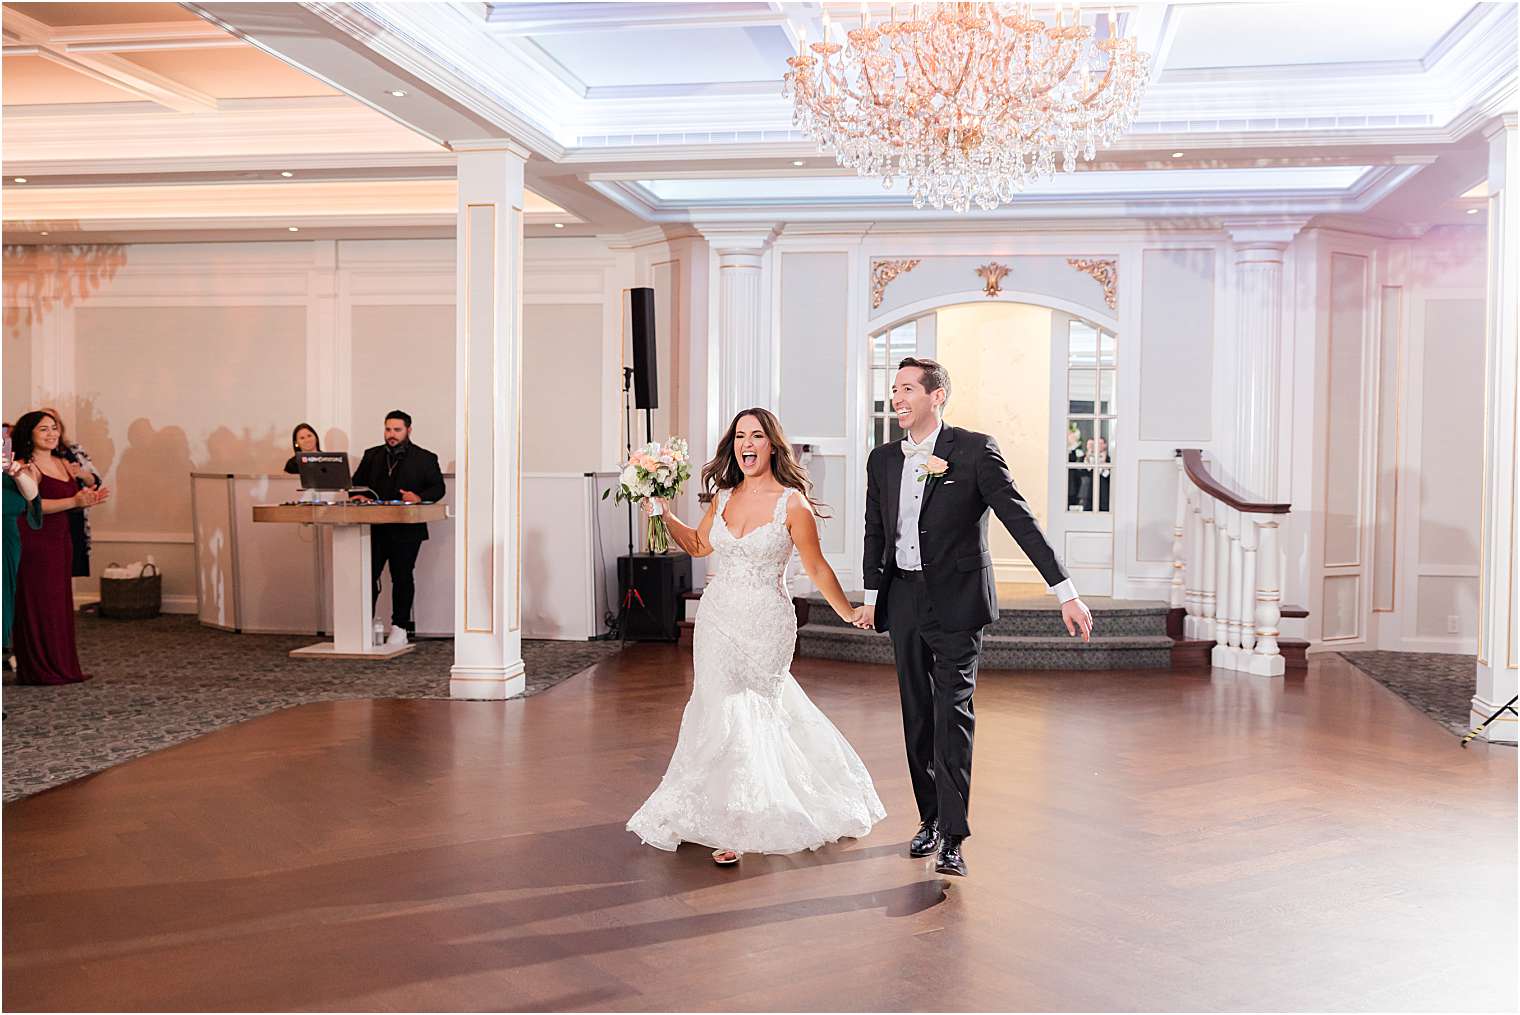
[{"left": 627, "top": 407, "right": 886, "bottom": 865}]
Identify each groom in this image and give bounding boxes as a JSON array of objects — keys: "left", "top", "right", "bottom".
[{"left": 858, "top": 357, "right": 1094, "bottom": 878}]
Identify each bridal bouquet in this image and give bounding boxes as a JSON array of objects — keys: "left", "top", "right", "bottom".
[{"left": 605, "top": 436, "right": 692, "bottom": 554}]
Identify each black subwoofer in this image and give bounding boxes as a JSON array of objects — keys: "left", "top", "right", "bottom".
[{"left": 617, "top": 553, "right": 691, "bottom": 642}]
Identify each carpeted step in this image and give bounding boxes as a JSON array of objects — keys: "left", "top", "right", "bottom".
[
  {"left": 802, "top": 593, "right": 1170, "bottom": 638},
  {"left": 798, "top": 623, "right": 1175, "bottom": 671}
]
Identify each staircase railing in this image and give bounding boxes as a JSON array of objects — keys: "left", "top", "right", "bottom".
[{"left": 1172, "top": 449, "right": 1290, "bottom": 676}]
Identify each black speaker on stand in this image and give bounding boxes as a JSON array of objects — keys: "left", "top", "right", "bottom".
[{"left": 617, "top": 286, "right": 687, "bottom": 642}]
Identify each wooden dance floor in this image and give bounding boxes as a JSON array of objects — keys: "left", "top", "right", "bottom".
[{"left": 4, "top": 648, "right": 1515, "bottom": 1012}]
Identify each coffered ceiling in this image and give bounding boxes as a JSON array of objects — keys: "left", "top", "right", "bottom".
[{"left": 3, "top": 1, "right": 1514, "bottom": 243}]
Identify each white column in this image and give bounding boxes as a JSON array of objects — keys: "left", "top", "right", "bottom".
[
  {"left": 1225, "top": 219, "right": 1307, "bottom": 502},
  {"left": 698, "top": 225, "right": 778, "bottom": 429},
  {"left": 450, "top": 142, "right": 529, "bottom": 700},
  {"left": 1473, "top": 115, "right": 1519, "bottom": 743}
]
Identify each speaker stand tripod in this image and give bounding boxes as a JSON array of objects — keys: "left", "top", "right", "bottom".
[
  {"left": 1461, "top": 695, "right": 1519, "bottom": 747},
  {"left": 614, "top": 364, "right": 660, "bottom": 644}
]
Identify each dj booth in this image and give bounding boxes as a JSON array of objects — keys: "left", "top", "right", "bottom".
[{"left": 188, "top": 469, "right": 623, "bottom": 642}]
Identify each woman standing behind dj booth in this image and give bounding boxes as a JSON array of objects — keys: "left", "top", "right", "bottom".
[{"left": 283, "top": 422, "right": 321, "bottom": 476}]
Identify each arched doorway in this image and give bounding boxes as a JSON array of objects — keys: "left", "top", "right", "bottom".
[{"left": 868, "top": 296, "right": 1119, "bottom": 596}]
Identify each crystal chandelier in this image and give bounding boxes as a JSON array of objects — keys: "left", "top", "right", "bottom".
[{"left": 783, "top": 2, "right": 1151, "bottom": 212}]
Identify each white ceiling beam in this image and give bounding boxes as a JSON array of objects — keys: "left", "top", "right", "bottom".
[
  {"left": 50, "top": 51, "right": 219, "bottom": 112},
  {"left": 2, "top": 8, "right": 220, "bottom": 112},
  {"left": 484, "top": 2, "right": 789, "bottom": 36},
  {"left": 65, "top": 38, "right": 245, "bottom": 53},
  {"left": 48, "top": 21, "right": 235, "bottom": 46}
]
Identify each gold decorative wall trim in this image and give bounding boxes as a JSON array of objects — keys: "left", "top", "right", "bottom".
[
  {"left": 1067, "top": 257, "right": 1118, "bottom": 309},
  {"left": 975, "top": 261, "right": 1010, "bottom": 298},
  {"left": 870, "top": 258, "right": 920, "bottom": 309}
]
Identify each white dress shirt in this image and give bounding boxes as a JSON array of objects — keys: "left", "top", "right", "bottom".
[{"left": 864, "top": 420, "right": 1078, "bottom": 606}]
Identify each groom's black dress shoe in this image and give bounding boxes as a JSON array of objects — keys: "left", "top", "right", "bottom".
[
  {"left": 935, "top": 835, "right": 967, "bottom": 877},
  {"left": 909, "top": 819, "right": 940, "bottom": 857}
]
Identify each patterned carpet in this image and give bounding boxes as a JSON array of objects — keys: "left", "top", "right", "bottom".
[
  {"left": 1, "top": 614, "right": 623, "bottom": 801},
  {"left": 1338, "top": 650, "right": 1510, "bottom": 740}
]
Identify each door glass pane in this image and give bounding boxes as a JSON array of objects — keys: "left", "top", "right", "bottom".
[
  {"left": 889, "top": 322, "right": 916, "bottom": 362},
  {"left": 1068, "top": 320, "right": 1099, "bottom": 366},
  {"left": 1068, "top": 370, "right": 1097, "bottom": 415},
  {"left": 1069, "top": 466, "right": 1094, "bottom": 511},
  {"left": 1097, "top": 370, "right": 1116, "bottom": 414},
  {"left": 1098, "top": 330, "right": 1117, "bottom": 367},
  {"left": 1072, "top": 418, "right": 1097, "bottom": 450}
]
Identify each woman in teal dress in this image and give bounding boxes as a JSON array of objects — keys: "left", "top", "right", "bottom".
[{"left": 5, "top": 458, "right": 44, "bottom": 659}]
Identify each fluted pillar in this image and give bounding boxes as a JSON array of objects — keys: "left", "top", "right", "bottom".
[
  {"left": 1472, "top": 115, "right": 1519, "bottom": 743},
  {"left": 450, "top": 141, "right": 528, "bottom": 700},
  {"left": 1225, "top": 219, "right": 1307, "bottom": 502},
  {"left": 699, "top": 225, "right": 778, "bottom": 433}
]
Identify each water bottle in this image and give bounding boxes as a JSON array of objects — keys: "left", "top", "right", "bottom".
[{"left": 372, "top": 616, "right": 386, "bottom": 647}]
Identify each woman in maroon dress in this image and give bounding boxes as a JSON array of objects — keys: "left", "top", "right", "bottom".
[{"left": 10, "top": 410, "right": 111, "bottom": 686}]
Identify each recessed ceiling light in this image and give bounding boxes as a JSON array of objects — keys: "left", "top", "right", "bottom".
[
  {"left": 387, "top": 89, "right": 407, "bottom": 98},
  {"left": 1466, "top": 207, "right": 1480, "bottom": 215},
  {"left": 553, "top": 222, "right": 565, "bottom": 228},
  {"left": 288, "top": 226, "right": 300, "bottom": 232},
  {"left": 39, "top": 231, "right": 48, "bottom": 236},
  {"left": 13, "top": 177, "right": 26, "bottom": 183},
  {"left": 280, "top": 171, "right": 294, "bottom": 178},
  {"left": 1170, "top": 152, "right": 1184, "bottom": 159},
  {"left": 792, "top": 160, "right": 805, "bottom": 167}
]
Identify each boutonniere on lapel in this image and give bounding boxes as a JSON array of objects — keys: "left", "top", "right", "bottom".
[{"left": 917, "top": 455, "right": 950, "bottom": 484}]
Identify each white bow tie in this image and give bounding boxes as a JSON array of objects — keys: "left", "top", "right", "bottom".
[{"left": 902, "top": 438, "right": 934, "bottom": 459}]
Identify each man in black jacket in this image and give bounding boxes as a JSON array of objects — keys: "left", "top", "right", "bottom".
[
  {"left": 350, "top": 410, "right": 446, "bottom": 639},
  {"left": 858, "top": 358, "right": 1094, "bottom": 878}
]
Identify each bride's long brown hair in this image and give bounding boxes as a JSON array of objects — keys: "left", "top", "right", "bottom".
[{"left": 700, "top": 407, "right": 830, "bottom": 518}]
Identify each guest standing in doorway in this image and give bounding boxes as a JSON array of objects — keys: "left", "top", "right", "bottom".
[
  {"left": 11, "top": 410, "right": 111, "bottom": 685},
  {"left": 349, "top": 410, "right": 445, "bottom": 641}
]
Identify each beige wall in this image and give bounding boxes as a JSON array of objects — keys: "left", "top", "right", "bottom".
[
  {"left": 2, "top": 236, "right": 634, "bottom": 611},
  {"left": 936, "top": 302, "right": 1053, "bottom": 579}
]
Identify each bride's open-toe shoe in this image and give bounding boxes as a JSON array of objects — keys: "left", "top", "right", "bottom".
[{"left": 711, "top": 849, "right": 740, "bottom": 866}]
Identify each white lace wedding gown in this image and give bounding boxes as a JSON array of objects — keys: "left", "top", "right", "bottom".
[{"left": 627, "top": 487, "right": 886, "bottom": 854}]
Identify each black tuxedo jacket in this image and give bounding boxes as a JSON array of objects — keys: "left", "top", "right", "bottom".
[
  {"left": 864, "top": 424, "right": 1068, "bottom": 633},
  {"left": 351, "top": 443, "right": 446, "bottom": 541}
]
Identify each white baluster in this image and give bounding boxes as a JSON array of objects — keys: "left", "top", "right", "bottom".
[
  {"left": 1248, "top": 517, "right": 1286, "bottom": 676},
  {"left": 1228, "top": 508, "right": 1245, "bottom": 665},
  {"left": 1212, "top": 502, "right": 1232, "bottom": 668},
  {"left": 1184, "top": 491, "right": 1201, "bottom": 638},
  {"left": 1170, "top": 457, "right": 1187, "bottom": 611},
  {"left": 1240, "top": 512, "right": 1258, "bottom": 659},
  {"left": 1200, "top": 498, "right": 1218, "bottom": 643}
]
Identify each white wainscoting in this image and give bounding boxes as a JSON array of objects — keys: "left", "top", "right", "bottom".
[{"left": 4, "top": 237, "right": 641, "bottom": 620}]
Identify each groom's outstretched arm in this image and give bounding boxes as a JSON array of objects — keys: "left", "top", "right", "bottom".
[
  {"left": 862, "top": 448, "right": 887, "bottom": 600},
  {"left": 975, "top": 435, "right": 1077, "bottom": 603}
]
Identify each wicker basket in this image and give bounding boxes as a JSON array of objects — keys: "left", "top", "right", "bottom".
[{"left": 99, "top": 562, "right": 162, "bottom": 620}]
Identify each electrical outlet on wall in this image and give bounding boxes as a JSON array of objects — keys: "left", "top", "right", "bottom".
[{"left": 1447, "top": 615, "right": 1461, "bottom": 634}]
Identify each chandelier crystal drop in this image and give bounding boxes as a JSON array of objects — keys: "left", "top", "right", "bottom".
[{"left": 783, "top": 2, "right": 1151, "bottom": 213}]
